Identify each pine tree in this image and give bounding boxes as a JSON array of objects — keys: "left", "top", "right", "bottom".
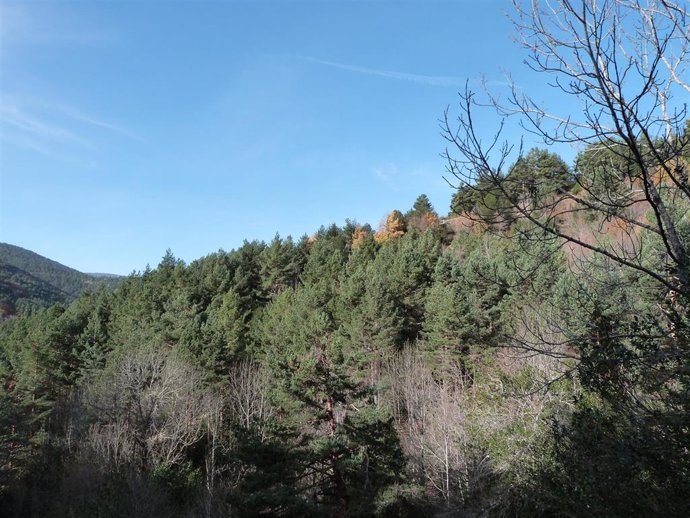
[
  {"left": 253, "top": 287, "right": 406, "bottom": 515},
  {"left": 420, "top": 282, "right": 468, "bottom": 375},
  {"left": 375, "top": 231, "right": 442, "bottom": 342},
  {"left": 506, "top": 148, "right": 572, "bottom": 204},
  {"left": 300, "top": 227, "right": 348, "bottom": 314},
  {"left": 200, "top": 287, "right": 245, "bottom": 374},
  {"left": 260, "top": 234, "right": 300, "bottom": 297},
  {"left": 406, "top": 194, "right": 434, "bottom": 218},
  {"left": 337, "top": 266, "right": 402, "bottom": 384},
  {"left": 233, "top": 240, "right": 268, "bottom": 312},
  {"left": 75, "top": 289, "right": 112, "bottom": 379}
]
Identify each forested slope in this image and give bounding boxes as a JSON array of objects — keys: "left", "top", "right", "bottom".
[
  {"left": 0, "top": 243, "right": 122, "bottom": 317},
  {"left": 2, "top": 0, "right": 690, "bottom": 515},
  {"left": 1, "top": 168, "right": 689, "bottom": 516}
]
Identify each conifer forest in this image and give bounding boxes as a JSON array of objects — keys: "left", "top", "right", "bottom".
[{"left": 2, "top": 1, "right": 690, "bottom": 516}]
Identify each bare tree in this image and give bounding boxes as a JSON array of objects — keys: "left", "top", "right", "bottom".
[
  {"left": 385, "top": 349, "right": 487, "bottom": 508},
  {"left": 385, "top": 345, "right": 575, "bottom": 510},
  {"left": 440, "top": 1, "right": 690, "bottom": 413},
  {"left": 623, "top": 0, "right": 690, "bottom": 128},
  {"left": 85, "top": 348, "right": 214, "bottom": 473},
  {"left": 201, "top": 391, "right": 227, "bottom": 518},
  {"left": 195, "top": 359, "right": 276, "bottom": 517},
  {"left": 443, "top": 0, "right": 690, "bottom": 296},
  {"left": 226, "top": 358, "right": 274, "bottom": 435}
]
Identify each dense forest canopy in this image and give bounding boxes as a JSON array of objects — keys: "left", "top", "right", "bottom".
[{"left": 2, "top": 1, "right": 690, "bottom": 517}]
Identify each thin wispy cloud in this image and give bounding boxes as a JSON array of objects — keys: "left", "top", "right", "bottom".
[
  {"left": 373, "top": 162, "right": 439, "bottom": 182},
  {"left": 299, "top": 56, "right": 465, "bottom": 87},
  {"left": 372, "top": 163, "right": 399, "bottom": 181},
  {"left": 371, "top": 162, "right": 440, "bottom": 196},
  {"left": 0, "top": 96, "right": 142, "bottom": 164},
  {"left": 0, "top": 131, "right": 97, "bottom": 167},
  {"left": 60, "top": 109, "right": 144, "bottom": 143},
  {"left": 1, "top": 104, "right": 90, "bottom": 147}
]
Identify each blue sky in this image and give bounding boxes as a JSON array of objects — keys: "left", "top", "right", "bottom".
[{"left": 1, "top": 0, "right": 571, "bottom": 275}]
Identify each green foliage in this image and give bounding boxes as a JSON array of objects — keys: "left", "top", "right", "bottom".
[
  {"left": 573, "top": 140, "right": 642, "bottom": 214},
  {"left": 229, "top": 423, "right": 316, "bottom": 517},
  {"left": 450, "top": 176, "right": 513, "bottom": 226},
  {"left": 2, "top": 180, "right": 688, "bottom": 517},
  {"left": 506, "top": 147, "right": 572, "bottom": 203},
  {"left": 260, "top": 234, "right": 303, "bottom": 297},
  {"left": 252, "top": 283, "right": 408, "bottom": 515},
  {"left": 511, "top": 396, "right": 690, "bottom": 517},
  {"left": 406, "top": 194, "right": 434, "bottom": 219},
  {"left": 450, "top": 185, "right": 475, "bottom": 215},
  {"left": 373, "top": 230, "right": 442, "bottom": 342},
  {"left": 337, "top": 261, "right": 402, "bottom": 375}
]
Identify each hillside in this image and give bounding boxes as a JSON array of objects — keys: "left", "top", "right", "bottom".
[
  {"left": 1, "top": 178, "right": 689, "bottom": 516},
  {"left": 0, "top": 243, "right": 122, "bottom": 317},
  {"left": 2, "top": 0, "right": 689, "bottom": 514}
]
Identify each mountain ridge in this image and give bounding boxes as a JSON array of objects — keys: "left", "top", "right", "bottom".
[{"left": 0, "top": 242, "right": 122, "bottom": 317}]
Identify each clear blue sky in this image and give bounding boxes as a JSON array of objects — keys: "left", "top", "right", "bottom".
[{"left": 1, "top": 0, "right": 570, "bottom": 275}]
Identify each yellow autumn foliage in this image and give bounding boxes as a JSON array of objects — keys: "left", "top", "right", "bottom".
[
  {"left": 374, "top": 210, "right": 407, "bottom": 244},
  {"left": 351, "top": 226, "right": 370, "bottom": 248}
]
